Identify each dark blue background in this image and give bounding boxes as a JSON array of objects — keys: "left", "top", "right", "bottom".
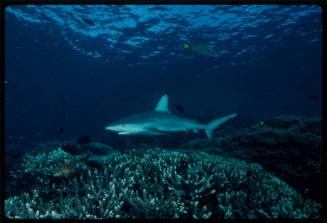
[{"left": 4, "top": 5, "right": 322, "bottom": 144}]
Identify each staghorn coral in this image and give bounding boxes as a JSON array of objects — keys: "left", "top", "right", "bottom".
[
  {"left": 5, "top": 147, "right": 321, "bottom": 219},
  {"left": 6, "top": 142, "right": 117, "bottom": 198},
  {"left": 181, "top": 115, "right": 322, "bottom": 201},
  {"left": 9, "top": 146, "right": 81, "bottom": 186}
]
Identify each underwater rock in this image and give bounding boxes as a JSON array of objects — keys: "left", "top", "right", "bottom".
[
  {"left": 76, "top": 136, "right": 91, "bottom": 145},
  {"left": 61, "top": 142, "right": 82, "bottom": 155},
  {"left": 61, "top": 141, "right": 113, "bottom": 156},
  {"left": 82, "top": 142, "right": 114, "bottom": 155},
  {"left": 32, "top": 141, "right": 62, "bottom": 154}
]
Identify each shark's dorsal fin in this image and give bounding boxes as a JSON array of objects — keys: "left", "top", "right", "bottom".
[{"left": 155, "top": 94, "right": 170, "bottom": 113}]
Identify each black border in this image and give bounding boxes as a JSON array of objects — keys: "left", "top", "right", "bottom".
[{"left": 0, "top": 0, "right": 326, "bottom": 222}]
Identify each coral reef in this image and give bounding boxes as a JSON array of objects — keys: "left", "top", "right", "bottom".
[
  {"left": 5, "top": 147, "right": 321, "bottom": 219},
  {"left": 181, "top": 115, "right": 322, "bottom": 201},
  {"left": 61, "top": 141, "right": 114, "bottom": 155},
  {"left": 5, "top": 141, "right": 113, "bottom": 198}
]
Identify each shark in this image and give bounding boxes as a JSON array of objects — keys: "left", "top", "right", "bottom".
[{"left": 105, "top": 94, "right": 237, "bottom": 140}]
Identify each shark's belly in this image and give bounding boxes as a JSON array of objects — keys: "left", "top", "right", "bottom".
[{"left": 146, "top": 117, "right": 200, "bottom": 132}]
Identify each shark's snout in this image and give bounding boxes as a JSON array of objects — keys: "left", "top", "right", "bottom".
[
  {"left": 105, "top": 123, "right": 130, "bottom": 132},
  {"left": 105, "top": 124, "right": 122, "bottom": 131},
  {"left": 105, "top": 122, "right": 146, "bottom": 135}
]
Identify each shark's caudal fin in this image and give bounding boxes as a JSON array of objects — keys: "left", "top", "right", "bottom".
[
  {"left": 155, "top": 94, "right": 170, "bottom": 113},
  {"left": 205, "top": 113, "right": 237, "bottom": 140}
]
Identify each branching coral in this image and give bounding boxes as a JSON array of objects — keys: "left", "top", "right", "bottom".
[
  {"left": 181, "top": 115, "right": 322, "bottom": 202},
  {"left": 5, "top": 147, "right": 321, "bottom": 219}
]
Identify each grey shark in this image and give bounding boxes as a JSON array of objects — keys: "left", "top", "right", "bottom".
[{"left": 105, "top": 94, "right": 237, "bottom": 139}]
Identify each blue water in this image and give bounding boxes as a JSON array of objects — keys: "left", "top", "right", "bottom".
[
  {"left": 3, "top": 5, "right": 323, "bottom": 220},
  {"left": 4, "top": 5, "right": 322, "bottom": 144},
  {"left": 5, "top": 5, "right": 322, "bottom": 145},
  {"left": 5, "top": 5, "right": 322, "bottom": 140}
]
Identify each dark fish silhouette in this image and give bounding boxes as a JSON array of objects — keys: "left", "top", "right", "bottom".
[
  {"left": 59, "top": 125, "right": 64, "bottom": 134},
  {"left": 295, "top": 86, "right": 305, "bottom": 91},
  {"left": 173, "top": 104, "right": 184, "bottom": 113},
  {"left": 306, "top": 95, "right": 320, "bottom": 101},
  {"left": 260, "top": 118, "right": 291, "bottom": 129},
  {"left": 81, "top": 17, "right": 95, "bottom": 26},
  {"left": 257, "top": 94, "right": 263, "bottom": 99},
  {"left": 148, "top": 6, "right": 167, "bottom": 11},
  {"left": 268, "top": 88, "right": 274, "bottom": 93},
  {"left": 120, "top": 98, "right": 129, "bottom": 102},
  {"left": 59, "top": 98, "right": 66, "bottom": 104}
]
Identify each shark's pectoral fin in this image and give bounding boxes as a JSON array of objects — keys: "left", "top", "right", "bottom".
[
  {"left": 148, "top": 128, "right": 168, "bottom": 134},
  {"left": 146, "top": 131, "right": 164, "bottom": 135}
]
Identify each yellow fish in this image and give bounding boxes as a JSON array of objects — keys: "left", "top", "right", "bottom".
[
  {"left": 53, "top": 162, "right": 76, "bottom": 177},
  {"left": 184, "top": 44, "right": 218, "bottom": 57},
  {"left": 260, "top": 118, "right": 291, "bottom": 128}
]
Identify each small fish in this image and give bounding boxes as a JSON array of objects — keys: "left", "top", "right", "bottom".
[
  {"left": 184, "top": 44, "right": 218, "bottom": 57},
  {"left": 260, "top": 118, "right": 291, "bottom": 128},
  {"left": 304, "top": 188, "right": 310, "bottom": 195},
  {"left": 282, "top": 106, "right": 289, "bottom": 111},
  {"left": 148, "top": 6, "right": 167, "bottom": 11},
  {"left": 268, "top": 88, "right": 274, "bottom": 93},
  {"left": 295, "top": 85, "right": 305, "bottom": 91},
  {"left": 53, "top": 162, "right": 76, "bottom": 177},
  {"left": 120, "top": 98, "right": 129, "bottom": 102},
  {"left": 59, "top": 98, "right": 66, "bottom": 104},
  {"left": 257, "top": 94, "right": 263, "bottom": 99},
  {"left": 81, "top": 17, "right": 95, "bottom": 26},
  {"left": 172, "top": 104, "right": 184, "bottom": 113},
  {"left": 306, "top": 95, "right": 320, "bottom": 101}
]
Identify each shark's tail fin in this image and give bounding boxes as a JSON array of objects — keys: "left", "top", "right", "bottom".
[{"left": 205, "top": 113, "right": 237, "bottom": 140}]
